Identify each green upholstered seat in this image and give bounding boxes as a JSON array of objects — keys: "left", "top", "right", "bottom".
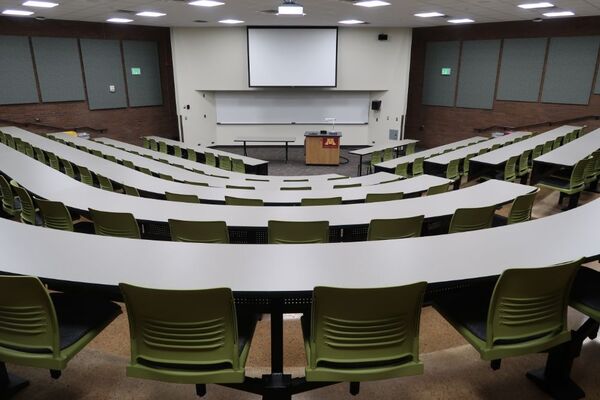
[
  {"left": 448, "top": 205, "right": 496, "bottom": 234},
  {"left": 426, "top": 183, "right": 450, "bottom": 196},
  {"left": 301, "top": 197, "right": 342, "bottom": 206},
  {"left": 365, "top": 192, "right": 403, "bottom": 203},
  {"left": 224, "top": 196, "right": 264, "bottom": 206},
  {"left": 89, "top": 209, "right": 140, "bottom": 239},
  {"left": 165, "top": 192, "right": 200, "bottom": 203},
  {"left": 367, "top": 215, "right": 424, "bottom": 240},
  {"left": 232, "top": 159, "right": 245, "bottom": 174},
  {"left": 268, "top": 220, "right": 329, "bottom": 244},
  {"left": 168, "top": 220, "right": 229, "bottom": 243}
]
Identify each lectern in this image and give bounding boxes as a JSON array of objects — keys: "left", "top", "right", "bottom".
[{"left": 304, "top": 131, "right": 342, "bottom": 165}]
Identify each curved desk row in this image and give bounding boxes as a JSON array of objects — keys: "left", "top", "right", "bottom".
[
  {"left": 374, "top": 136, "right": 488, "bottom": 173},
  {"left": 0, "top": 133, "right": 439, "bottom": 205},
  {"left": 0, "top": 143, "right": 533, "bottom": 241}
]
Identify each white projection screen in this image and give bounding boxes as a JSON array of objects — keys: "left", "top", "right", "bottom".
[{"left": 247, "top": 27, "right": 338, "bottom": 87}]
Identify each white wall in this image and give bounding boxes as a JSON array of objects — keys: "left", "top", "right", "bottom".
[{"left": 170, "top": 27, "right": 412, "bottom": 147}]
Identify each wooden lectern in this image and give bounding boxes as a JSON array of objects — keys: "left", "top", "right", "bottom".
[{"left": 304, "top": 132, "right": 342, "bottom": 165}]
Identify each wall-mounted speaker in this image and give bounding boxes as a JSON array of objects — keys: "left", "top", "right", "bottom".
[
  {"left": 378, "top": 34, "right": 388, "bottom": 41},
  {"left": 371, "top": 100, "right": 382, "bottom": 111}
]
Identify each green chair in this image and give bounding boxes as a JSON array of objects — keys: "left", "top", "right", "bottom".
[
  {"left": 226, "top": 185, "right": 254, "bottom": 190},
  {"left": 104, "top": 154, "right": 117, "bottom": 163},
  {"left": 97, "top": 175, "right": 114, "bottom": 192},
  {"left": 446, "top": 159, "right": 461, "bottom": 187},
  {"left": 395, "top": 163, "right": 409, "bottom": 177},
  {"left": 91, "top": 149, "right": 103, "bottom": 158},
  {"left": 542, "top": 140, "right": 554, "bottom": 154},
  {"left": 327, "top": 176, "right": 349, "bottom": 181},
  {"left": 219, "top": 155, "right": 232, "bottom": 171},
  {"left": 149, "top": 139, "right": 158, "bottom": 151},
  {"left": 246, "top": 178, "right": 269, "bottom": 182},
  {"left": 426, "top": 182, "right": 450, "bottom": 196},
  {"left": 484, "top": 155, "right": 519, "bottom": 182},
  {"left": 47, "top": 152, "right": 61, "bottom": 171},
  {"left": 159, "top": 141, "right": 168, "bottom": 154},
  {"left": 137, "top": 167, "right": 152, "bottom": 176},
  {"left": 36, "top": 198, "right": 94, "bottom": 233},
  {"left": 333, "top": 183, "right": 361, "bottom": 189},
  {"left": 412, "top": 157, "right": 425, "bottom": 176},
  {"left": 187, "top": 149, "right": 197, "bottom": 162},
  {"left": 34, "top": 147, "right": 47, "bottom": 165},
  {"left": 119, "top": 284, "right": 256, "bottom": 396},
  {"left": 0, "top": 276, "right": 121, "bottom": 393},
  {"left": 517, "top": 150, "right": 533, "bottom": 181},
  {"left": 490, "top": 144, "right": 502, "bottom": 151},
  {"left": 448, "top": 205, "right": 496, "bottom": 234},
  {"left": 159, "top": 173, "right": 174, "bottom": 181},
  {"left": 165, "top": 192, "right": 200, "bottom": 203},
  {"left": 122, "top": 160, "right": 135, "bottom": 169},
  {"left": 123, "top": 185, "right": 140, "bottom": 197},
  {"left": 142, "top": 137, "right": 150, "bottom": 149},
  {"left": 58, "top": 157, "right": 77, "bottom": 179},
  {"left": 13, "top": 138, "right": 24, "bottom": 152},
  {"left": 552, "top": 136, "right": 562, "bottom": 150},
  {"left": 268, "top": 220, "right": 329, "bottom": 244},
  {"left": 183, "top": 181, "right": 209, "bottom": 187},
  {"left": 232, "top": 159, "right": 245, "bottom": 174},
  {"left": 11, "top": 184, "right": 41, "bottom": 225},
  {"left": 77, "top": 166, "right": 95, "bottom": 186},
  {"left": 434, "top": 259, "right": 580, "bottom": 365},
  {"left": 225, "top": 196, "right": 264, "bottom": 206},
  {"left": 462, "top": 153, "right": 477, "bottom": 178},
  {"left": 536, "top": 158, "right": 588, "bottom": 209},
  {"left": 583, "top": 152, "right": 600, "bottom": 187},
  {"left": 570, "top": 267, "right": 600, "bottom": 326},
  {"left": 301, "top": 197, "right": 342, "bottom": 206},
  {"left": 173, "top": 145, "right": 183, "bottom": 158},
  {"left": 368, "top": 151, "right": 382, "bottom": 174},
  {"left": 382, "top": 147, "right": 394, "bottom": 162},
  {"left": 168, "top": 220, "right": 229, "bottom": 243},
  {"left": 5, "top": 134, "right": 15, "bottom": 149},
  {"left": 367, "top": 215, "right": 424, "bottom": 240},
  {"left": 204, "top": 152, "right": 217, "bottom": 167},
  {"left": 281, "top": 186, "right": 311, "bottom": 190},
  {"left": 302, "top": 283, "right": 426, "bottom": 392},
  {"left": 493, "top": 190, "right": 538, "bottom": 226},
  {"left": 23, "top": 142, "right": 35, "bottom": 158},
  {"left": 89, "top": 209, "right": 140, "bottom": 239},
  {"left": 365, "top": 192, "right": 403, "bottom": 203},
  {"left": 0, "top": 175, "right": 20, "bottom": 217},
  {"left": 477, "top": 148, "right": 488, "bottom": 156},
  {"left": 405, "top": 142, "right": 416, "bottom": 155},
  {"left": 532, "top": 144, "right": 544, "bottom": 160}
]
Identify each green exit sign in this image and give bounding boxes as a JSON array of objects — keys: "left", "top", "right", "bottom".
[
  {"left": 131, "top": 67, "right": 142, "bottom": 75},
  {"left": 441, "top": 67, "right": 452, "bottom": 76}
]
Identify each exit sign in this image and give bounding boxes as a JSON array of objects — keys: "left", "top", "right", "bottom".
[
  {"left": 131, "top": 67, "right": 142, "bottom": 75},
  {"left": 441, "top": 67, "right": 452, "bottom": 76}
]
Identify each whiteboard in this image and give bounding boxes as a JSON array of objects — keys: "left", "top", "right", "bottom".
[{"left": 215, "top": 91, "right": 370, "bottom": 124}]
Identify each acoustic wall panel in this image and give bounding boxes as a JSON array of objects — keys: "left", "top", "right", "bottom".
[
  {"left": 496, "top": 38, "right": 547, "bottom": 102},
  {"left": 123, "top": 40, "right": 163, "bottom": 107},
  {"left": 0, "top": 35, "right": 38, "bottom": 105},
  {"left": 32, "top": 37, "right": 85, "bottom": 103},
  {"left": 422, "top": 41, "right": 460, "bottom": 107},
  {"left": 541, "top": 36, "right": 599, "bottom": 105},
  {"left": 456, "top": 40, "right": 501, "bottom": 109},
  {"left": 80, "top": 39, "right": 127, "bottom": 110}
]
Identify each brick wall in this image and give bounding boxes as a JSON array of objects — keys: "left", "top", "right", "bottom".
[
  {"left": 405, "top": 16, "right": 600, "bottom": 148},
  {"left": 0, "top": 17, "right": 178, "bottom": 146}
]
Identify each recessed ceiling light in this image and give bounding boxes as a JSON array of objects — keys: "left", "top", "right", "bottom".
[
  {"left": 278, "top": 0, "right": 303, "bottom": 15},
  {"left": 136, "top": 11, "right": 166, "bottom": 17},
  {"left": 189, "top": 0, "right": 224, "bottom": 7},
  {"left": 415, "top": 12, "right": 445, "bottom": 18},
  {"left": 543, "top": 10, "right": 574, "bottom": 17},
  {"left": 2, "top": 9, "right": 34, "bottom": 15},
  {"left": 218, "top": 19, "right": 244, "bottom": 24},
  {"left": 339, "top": 19, "right": 365, "bottom": 24},
  {"left": 107, "top": 17, "right": 133, "bottom": 23},
  {"left": 22, "top": 1, "right": 58, "bottom": 8},
  {"left": 354, "top": 1, "right": 390, "bottom": 8},
  {"left": 518, "top": 2, "right": 554, "bottom": 9},
  {"left": 448, "top": 18, "right": 475, "bottom": 24}
]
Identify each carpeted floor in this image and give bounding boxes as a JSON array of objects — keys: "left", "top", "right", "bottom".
[{"left": 5, "top": 146, "right": 600, "bottom": 399}]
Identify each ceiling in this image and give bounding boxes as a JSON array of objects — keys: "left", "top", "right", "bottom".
[{"left": 0, "top": 0, "right": 599, "bottom": 28}]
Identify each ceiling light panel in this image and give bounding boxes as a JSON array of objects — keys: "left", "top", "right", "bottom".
[
  {"left": 354, "top": 1, "right": 390, "bottom": 8},
  {"left": 107, "top": 17, "right": 133, "bottom": 23},
  {"left": 448, "top": 18, "right": 475, "bottom": 24},
  {"left": 189, "top": 0, "right": 224, "bottom": 7},
  {"left": 543, "top": 10, "right": 574, "bottom": 16},
  {"left": 218, "top": 19, "right": 244, "bottom": 24},
  {"left": 22, "top": 1, "right": 58, "bottom": 8},
  {"left": 2, "top": 9, "right": 34, "bottom": 15},
  {"left": 339, "top": 19, "right": 365, "bottom": 24},
  {"left": 415, "top": 12, "right": 445, "bottom": 18},
  {"left": 518, "top": 2, "right": 554, "bottom": 9},
  {"left": 136, "top": 11, "right": 166, "bottom": 17}
]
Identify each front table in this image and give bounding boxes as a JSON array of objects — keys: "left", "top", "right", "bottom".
[{"left": 304, "top": 131, "right": 342, "bottom": 166}]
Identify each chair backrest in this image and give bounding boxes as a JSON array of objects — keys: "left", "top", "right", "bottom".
[
  {"left": 226, "top": 185, "right": 254, "bottom": 190},
  {"left": 97, "top": 175, "right": 114, "bottom": 192},
  {"left": 490, "top": 144, "right": 502, "bottom": 151},
  {"left": 370, "top": 151, "right": 382, "bottom": 165},
  {"left": 552, "top": 136, "right": 562, "bottom": 150},
  {"left": 165, "top": 192, "right": 200, "bottom": 203},
  {"left": 225, "top": 196, "right": 264, "bottom": 206},
  {"left": 327, "top": 176, "right": 349, "bottom": 181},
  {"left": 307, "top": 283, "right": 426, "bottom": 371},
  {"left": 507, "top": 190, "right": 538, "bottom": 224},
  {"left": 333, "top": 183, "right": 361, "bottom": 189},
  {"left": 463, "top": 153, "right": 477, "bottom": 175},
  {"left": 186, "top": 149, "right": 197, "bottom": 162},
  {"left": 485, "top": 259, "right": 581, "bottom": 353},
  {"left": 383, "top": 147, "right": 394, "bottom": 161},
  {"left": 568, "top": 158, "right": 588, "bottom": 190},
  {"left": 518, "top": 150, "right": 532, "bottom": 175},
  {"left": 281, "top": 186, "right": 311, "bottom": 191},
  {"left": 532, "top": 144, "right": 544, "bottom": 159},
  {"left": 219, "top": 155, "right": 232, "bottom": 171},
  {"left": 204, "top": 152, "right": 217, "bottom": 167},
  {"left": 23, "top": 142, "right": 35, "bottom": 158},
  {"left": 583, "top": 153, "right": 598, "bottom": 181},
  {"left": 5, "top": 134, "right": 15, "bottom": 149},
  {"left": 477, "top": 148, "right": 488, "bottom": 156},
  {"left": 173, "top": 145, "right": 182, "bottom": 158},
  {"left": 89, "top": 209, "right": 140, "bottom": 239},
  {"left": 367, "top": 216, "right": 424, "bottom": 240},
  {"left": 395, "top": 163, "right": 409, "bottom": 177},
  {"left": 0, "top": 175, "right": 17, "bottom": 213},
  {"left": 268, "top": 220, "right": 329, "bottom": 244},
  {"left": 159, "top": 173, "right": 173, "bottom": 181},
  {"left": 365, "top": 192, "right": 404, "bottom": 203},
  {"left": 122, "top": 160, "right": 135, "bottom": 169},
  {"left": 91, "top": 149, "right": 103, "bottom": 158},
  {"left": 168, "top": 220, "right": 229, "bottom": 243},
  {"left": 426, "top": 182, "right": 450, "bottom": 196},
  {"left": 119, "top": 284, "right": 243, "bottom": 373},
  {"left": 149, "top": 139, "right": 158, "bottom": 151},
  {"left": 448, "top": 205, "right": 496, "bottom": 234},
  {"left": 137, "top": 167, "right": 152, "bottom": 176},
  {"left": 47, "top": 152, "right": 61, "bottom": 170},
  {"left": 0, "top": 276, "right": 60, "bottom": 357},
  {"left": 412, "top": 157, "right": 425, "bottom": 176},
  {"left": 77, "top": 165, "right": 95, "bottom": 186},
  {"left": 301, "top": 197, "right": 342, "bottom": 206},
  {"left": 542, "top": 140, "right": 553, "bottom": 154},
  {"left": 503, "top": 155, "right": 520, "bottom": 181},
  {"left": 232, "top": 158, "right": 245, "bottom": 174},
  {"left": 11, "top": 184, "right": 37, "bottom": 225},
  {"left": 405, "top": 142, "right": 416, "bottom": 155},
  {"left": 36, "top": 198, "right": 74, "bottom": 231},
  {"left": 34, "top": 147, "right": 47, "bottom": 164},
  {"left": 59, "top": 157, "right": 76, "bottom": 179},
  {"left": 446, "top": 159, "right": 460, "bottom": 181},
  {"left": 158, "top": 141, "right": 168, "bottom": 154},
  {"left": 142, "top": 137, "right": 150, "bottom": 149},
  {"left": 123, "top": 185, "right": 140, "bottom": 197},
  {"left": 104, "top": 154, "right": 117, "bottom": 163}
]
